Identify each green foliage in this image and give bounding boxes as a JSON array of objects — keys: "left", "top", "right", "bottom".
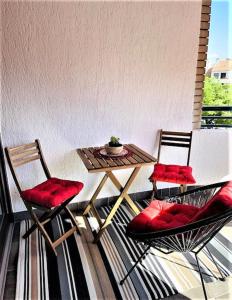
[
  {"left": 202, "top": 76, "right": 232, "bottom": 125},
  {"left": 109, "top": 136, "right": 120, "bottom": 146}
]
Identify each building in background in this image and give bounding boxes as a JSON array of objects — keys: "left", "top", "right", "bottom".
[{"left": 206, "top": 58, "right": 232, "bottom": 84}]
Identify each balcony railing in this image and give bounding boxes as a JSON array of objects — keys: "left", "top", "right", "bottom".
[{"left": 201, "top": 106, "right": 232, "bottom": 128}]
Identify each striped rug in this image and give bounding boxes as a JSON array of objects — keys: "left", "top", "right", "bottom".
[{"left": 15, "top": 201, "right": 232, "bottom": 300}]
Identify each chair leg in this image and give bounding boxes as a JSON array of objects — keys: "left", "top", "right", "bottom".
[
  {"left": 23, "top": 198, "right": 79, "bottom": 255},
  {"left": 151, "top": 181, "right": 158, "bottom": 200},
  {"left": 23, "top": 203, "right": 66, "bottom": 239},
  {"left": 195, "top": 253, "right": 208, "bottom": 300},
  {"left": 23, "top": 211, "right": 51, "bottom": 239},
  {"left": 29, "top": 208, "right": 57, "bottom": 255},
  {"left": 120, "top": 244, "right": 151, "bottom": 285},
  {"left": 64, "top": 206, "right": 81, "bottom": 235},
  {"left": 205, "top": 246, "right": 225, "bottom": 281},
  {"left": 180, "top": 184, "right": 187, "bottom": 193}
]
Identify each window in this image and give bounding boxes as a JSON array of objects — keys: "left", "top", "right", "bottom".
[
  {"left": 220, "top": 72, "right": 227, "bottom": 79},
  {"left": 213, "top": 72, "right": 219, "bottom": 79}
]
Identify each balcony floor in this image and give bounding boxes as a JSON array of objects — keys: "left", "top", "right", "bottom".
[{"left": 3, "top": 201, "right": 232, "bottom": 300}]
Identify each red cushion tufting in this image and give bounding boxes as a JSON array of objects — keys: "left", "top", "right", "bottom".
[
  {"left": 128, "top": 181, "right": 232, "bottom": 234},
  {"left": 21, "top": 177, "right": 84, "bottom": 208},
  {"left": 127, "top": 200, "right": 200, "bottom": 233},
  {"left": 150, "top": 163, "right": 196, "bottom": 185},
  {"left": 192, "top": 181, "right": 232, "bottom": 222}
]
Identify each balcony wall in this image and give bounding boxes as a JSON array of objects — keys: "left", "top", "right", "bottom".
[
  {"left": 1, "top": 1, "right": 202, "bottom": 212},
  {"left": 192, "top": 129, "right": 232, "bottom": 185}
]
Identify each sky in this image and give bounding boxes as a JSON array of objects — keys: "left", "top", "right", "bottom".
[{"left": 207, "top": 0, "right": 232, "bottom": 68}]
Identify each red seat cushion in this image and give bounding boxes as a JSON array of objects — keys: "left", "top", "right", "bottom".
[
  {"left": 192, "top": 181, "right": 232, "bottom": 222},
  {"left": 127, "top": 200, "right": 200, "bottom": 233},
  {"left": 128, "top": 181, "right": 232, "bottom": 234},
  {"left": 150, "top": 163, "right": 196, "bottom": 185},
  {"left": 21, "top": 177, "right": 84, "bottom": 208}
]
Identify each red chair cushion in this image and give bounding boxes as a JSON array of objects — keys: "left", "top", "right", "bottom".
[
  {"left": 21, "top": 177, "right": 84, "bottom": 208},
  {"left": 150, "top": 163, "right": 196, "bottom": 185},
  {"left": 127, "top": 200, "right": 200, "bottom": 232},
  {"left": 128, "top": 181, "right": 232, "bottom": 234},
  {"left": 192, "top": 181, "right": 232, "bottom": 222}
]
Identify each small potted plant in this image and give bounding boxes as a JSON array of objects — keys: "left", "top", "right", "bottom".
[{"left": 105, "top": 136, "right": 123, "bottom": 155}]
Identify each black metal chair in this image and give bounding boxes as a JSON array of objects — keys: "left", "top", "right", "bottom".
[{"left": 120, "top": 181, "right": 232, "bottom": 299}]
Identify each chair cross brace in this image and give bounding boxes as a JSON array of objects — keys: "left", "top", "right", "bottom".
[{"left": 23, "top": 196, "right": 80, "bottom": 255}]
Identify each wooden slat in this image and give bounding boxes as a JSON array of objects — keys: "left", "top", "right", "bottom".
[
  {"left": 76, "top": 149, "right": 94, "bottom": 170},
  {"left": 88, "top": 147, "right": 109, "bottom": 168},
  {"left": 201, "top": 5, "right": 211, "bottom": 14},
  {"left": 88, "top": 161, "right": 155, "bottom": 173},
  {"left": 201, "top": 14, "right": 210, "bottom": 22},
  {"left": 161, "top": 142, "right": 190, "bottom": 148},
  {"left": 197, "top": 60, "right": 207, "bottom": 68},
  {"left": 199, "top": 38, "right": 208, "bottom": 47},
  {"left": 194, "top": 95, "right": 203, "bottom": 102},
  {"left": 13, "top": 154, "right": 40, "bottom": 167},
  {"left": 200, "top": 30, "right": 209, "bottom": 38},
  {"left": 200, "top": 22, "right": 210, "bottom": 30},
  {"left": 198, "top": 52, "right": 207, "bottom": 61},
  {"left": 126, "top": 145, "right": 150, "bottom": 163},
  {"left": 195, "top": 81, "right": 204, "bottom": 89},
  {"left": 119, "top": 157, "right": 131, "bottom": 165},
  {"left": 162, "top": 131, "right": 191, "bottom": 137},
  {"left": 111, "top": 158, "right": 124, "bottom": 167},
  {"left": 193, "top": 102, "right": 203, "bottom": 110},
  {"left": 129, "top": 144, "right": 157, "bottom": 162},
  {"left": 193, "top": 115, "right": 201, "bottom": 122},
  {"left": 126, "top": 155, "right": 140, "bottom": 164},
  {"left": 198, "top": 45, "right": 208, "bottom": 53},
  {"left": 202, "top": 0, "right": 211, "bottom": 6},
  {"left": 193, "top": 121, "right": 201, "bottom": 130},
  {"left": 130, "top": 154, "right": 144, "bottom": 163},
  {"left": 196, "top": 74, "right": 204, "bottom": 81},
  {"left": 196, "top": 68, "right": 205, "bottom": 75},
  {"left": 8, "top": 142, "right": 37, "bottom": 154},
  {"left": 82, "top": 149, "right": 102, "bottom": 169},
  {"left": 195, "top": 89, "right": 203, "bottom": 96},
  {"left": 102, "top": 157, "right": 117, "bottom": 167},
  {"left": 162, "top": 137, "right": 191, "bottom": 143},
  {"left": 11, "top": 148, "right": 39, "bottom": 161}
]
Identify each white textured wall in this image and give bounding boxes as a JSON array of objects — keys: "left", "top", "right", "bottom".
[
  {"left": 1, "top": 1, "right": 202, "bottom": 212},
  {"left": 192, "top": 129, "right": 232, "bottom": 185}
]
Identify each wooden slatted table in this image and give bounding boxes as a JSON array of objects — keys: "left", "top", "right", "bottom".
[{"left": 77, "top": 144, "right": 157, "bottom": 242}]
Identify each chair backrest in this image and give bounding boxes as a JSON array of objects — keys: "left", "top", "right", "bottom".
[
  {"left": 157, "top": 130, "right": 193, "bottom": 165},
  {"left": 5, "top": 139, "right": 51, "bottom": 193}
]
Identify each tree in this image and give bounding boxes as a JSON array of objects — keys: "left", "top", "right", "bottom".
[{"left": 202, "top": 76, "right": 232, "bottom": 125}]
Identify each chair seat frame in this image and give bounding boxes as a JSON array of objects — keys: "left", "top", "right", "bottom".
[
  {"left": 5, "top": 139, "right": 81, "bottom": 255},
  {"left": 120, "top": 181, "right": 232, "bottom": 300}
]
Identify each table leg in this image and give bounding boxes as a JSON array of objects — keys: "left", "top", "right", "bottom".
[
  {"left": 94, "top": 167, "right": 141, "bottom": 243},
  {"left": 107, "top": 170, "right": 141, "bottom": 215},
  {"left": 83, "top": 173, "right": 108, "bottom": 216}
]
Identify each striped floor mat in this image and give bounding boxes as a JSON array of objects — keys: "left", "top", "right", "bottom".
[{"left": 15, "top": 202, "right": 232, "bottom": 300}]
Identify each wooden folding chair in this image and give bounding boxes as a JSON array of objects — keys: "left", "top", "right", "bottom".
[
  {"left": 150, "top": 130, "right": 196, "bottom": 199},
  {"left": 5, "top": 139, "right": 84, "bottom": 255}
]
